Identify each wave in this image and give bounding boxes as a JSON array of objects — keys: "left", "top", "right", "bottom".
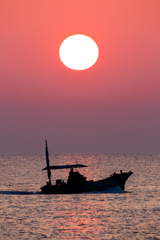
[
  {"left": 0, "top": 186, "right": 125, "bottom": 195},
  {"left": 84, "top": 185, "right": 125, "bottom": 194},
  {"left": 0, "top": 190, "right": 42, "bottom": 195}
]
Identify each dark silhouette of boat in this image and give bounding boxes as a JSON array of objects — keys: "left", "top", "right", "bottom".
[{"left": 41, "top": 141, "right": 133, "bottom": 194}]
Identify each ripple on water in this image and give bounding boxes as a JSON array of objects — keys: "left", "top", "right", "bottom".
[{"left": 0, "top": 154, "right": 160, "bottom": 239}]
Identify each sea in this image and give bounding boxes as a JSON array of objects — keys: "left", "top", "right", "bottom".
[{"left": 0, "top": 154, "right": 160, "bottom": 240}]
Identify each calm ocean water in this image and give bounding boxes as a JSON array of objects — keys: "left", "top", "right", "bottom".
[{"left": 0, "top": 154, "right": 160, "bottom": 240}]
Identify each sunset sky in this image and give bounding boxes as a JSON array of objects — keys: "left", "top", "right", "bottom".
[{"left": 0, "top": 0, "right": 160, "bottom": 154}]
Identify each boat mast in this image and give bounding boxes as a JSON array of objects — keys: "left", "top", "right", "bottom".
[{"left": 45, "top": 140, "right": 51, "bottom": 185}]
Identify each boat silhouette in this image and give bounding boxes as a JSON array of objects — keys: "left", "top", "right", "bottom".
[{"left": 41, "top": 141, "right": 133, "bottom": 194}]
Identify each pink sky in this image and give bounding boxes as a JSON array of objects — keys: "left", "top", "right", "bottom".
[{"left": 0, "top": 0, "right": 160, "bottom": 154}]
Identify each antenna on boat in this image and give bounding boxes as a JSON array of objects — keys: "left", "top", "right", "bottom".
[{"left": 45, "top": 140, "right": 51, "bottom": 185}]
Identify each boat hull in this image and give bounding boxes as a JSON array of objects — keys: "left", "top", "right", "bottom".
[{"left": 41, "top": 171, "right": 132, "bottom": 194}]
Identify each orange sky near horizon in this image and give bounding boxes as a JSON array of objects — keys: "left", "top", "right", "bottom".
[{"left": 0, "top": 0, "right": 160, "bottom": 154}]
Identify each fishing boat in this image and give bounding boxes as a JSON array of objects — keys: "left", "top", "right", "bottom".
[{"left": 41, "top": 141, "right": 133, "bottom": 194}]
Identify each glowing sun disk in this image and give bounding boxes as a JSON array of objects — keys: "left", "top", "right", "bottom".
[{"left": 59, "top": 34, "right": 99, "bottom": 70}]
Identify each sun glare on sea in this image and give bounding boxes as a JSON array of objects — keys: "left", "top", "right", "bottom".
[{"left": 59, "top": 34, "right": 99, "bottom": 70}]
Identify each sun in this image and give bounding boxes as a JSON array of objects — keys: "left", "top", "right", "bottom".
[{"left": 59, "top": 34, "right": 99, "bottom": 70}]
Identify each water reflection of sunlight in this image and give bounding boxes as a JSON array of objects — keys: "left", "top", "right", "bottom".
[{"left": 45, "top": 196, "right": 112, "bottom": 238}]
